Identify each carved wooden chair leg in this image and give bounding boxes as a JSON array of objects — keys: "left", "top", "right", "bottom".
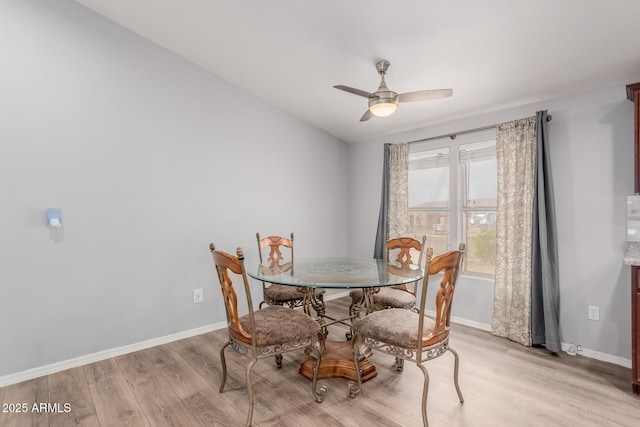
[{"left": 219, "top": 341, "right": 230, "bottom": 392}]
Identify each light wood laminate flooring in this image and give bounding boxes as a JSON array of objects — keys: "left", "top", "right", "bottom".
[{"left": 1, "top": 297, "right": 639, "bottom": 426}]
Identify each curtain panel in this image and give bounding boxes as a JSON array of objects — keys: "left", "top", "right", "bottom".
[
  {"left": 531, "top": 110, "right": 561, "bottom": 352},
  {"left": 492, "top": 117, "right": 537, "bottom": 346},
  {"left": 374, "top": 144, "right": 391, "bottom": 259},
  {"left": 388, "top": 143, "right": 409, "bottom": 239},
  {"left": 374, "top": 143, "right": 409, "bottom": 258}
]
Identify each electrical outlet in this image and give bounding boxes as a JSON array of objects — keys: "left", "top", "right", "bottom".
[
  {"left": 588, "top": 305, "right": 600, "bottom": 321},
  {"left": 193, "top": 288, "right": 203, "bottom": 304}
]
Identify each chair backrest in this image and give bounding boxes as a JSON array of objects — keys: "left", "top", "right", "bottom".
[
  {"left": 417, "top": 243, "right": 465, "bottom": 349},
  {"left": 210, "top": 243, "right": 255, "bottom": 346},
  {"left": 386, "top": 235, "right": 426, "bottom": 265},
  {"left": 386, "top": 235, "right": 426, "bottom": 292},
  {"left": 256, "top": 233, "right": 294, "bottom": 264}
]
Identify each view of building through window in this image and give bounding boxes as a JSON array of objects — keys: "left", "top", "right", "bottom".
[
  {"left": 409, "top": 140, "right": 497, "bottom": 275},
  {"left": 460, "top": 141, "right": 497, "bottom": 274},
  {"left": 408, "top": 147, "right": 450, "bottom": 257}
]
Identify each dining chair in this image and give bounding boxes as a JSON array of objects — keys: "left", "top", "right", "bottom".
[
  {"left": 348, "top": 235, "right": 426, "bottom": 317},
  {"left": 256, "top": 233, "right": 325, "bottom": 310},
  {"left": 348, "top": 243, "right": 465, "bottom": 427},
  {"left": 210, "top": 243, "right": 327, "bottom": 427}
]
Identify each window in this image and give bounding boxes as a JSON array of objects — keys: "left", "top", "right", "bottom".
[
  {"left": 408, "top": 147, "right": 450, "bottom": 257},
  {"left": 460, "top": 141, "right": 497, "bottom": 275},
  {"left": 409, "top": 134, "right": 497, "bottom": 276}
]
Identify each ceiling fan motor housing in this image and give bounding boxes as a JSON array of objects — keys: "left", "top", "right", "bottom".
[
  {"left": 369, "top": 90, "right": 398, "bottom": 109},
  {"left": 369, "top": 60, "right": 398, "bottom": 116}
]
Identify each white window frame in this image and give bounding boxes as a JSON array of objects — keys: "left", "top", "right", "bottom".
[{"left": 409, "top": 128, "right": 497, "bottom": 278}]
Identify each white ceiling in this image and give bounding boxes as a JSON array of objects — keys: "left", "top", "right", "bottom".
[{"left": 72, "top": 0, "right": 640, "bottom": 143}]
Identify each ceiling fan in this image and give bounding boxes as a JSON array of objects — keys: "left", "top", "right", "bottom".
[{"left": 333, "top": 60, "right": 453, "bottom": 122}]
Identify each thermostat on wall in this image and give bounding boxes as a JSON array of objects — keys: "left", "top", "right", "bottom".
[{"left": 47, "top": 208, "right": 62, "bottom": 228}]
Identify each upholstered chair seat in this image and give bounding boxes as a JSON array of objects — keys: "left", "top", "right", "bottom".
[
  {"left": 239, "top": 305, "right": 321, "bottom": 347},
  {"left": 266, "top": 283, "right": 325, "bottom": 306},
  {"left": 351, "top": 308, "right": 437, "bottom": 349},
  {"left": 349, "top": 287, "right": 416, "bottom": 311}
]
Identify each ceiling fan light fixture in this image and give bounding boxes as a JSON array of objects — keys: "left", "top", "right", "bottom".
[
  {"left": 369, "top": 98, "right": 398, "bottom": 117},
  {"left": 334, "top": 60, "right": 452, "bottom": 122}
]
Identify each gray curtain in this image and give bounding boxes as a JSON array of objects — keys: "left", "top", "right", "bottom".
[
  {"left": 531, "top": 110, "right": 561, "bottom": 352},
  {"left": 374, "top": 143, "right": 390, "bottom": 259}
]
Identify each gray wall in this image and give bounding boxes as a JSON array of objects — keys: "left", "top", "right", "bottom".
[
  {"left": 0, "top": 0, "right": 348, "bottom": 379},
  {"left": 348, "top": 83, "right": 636, "bottom": 363}
]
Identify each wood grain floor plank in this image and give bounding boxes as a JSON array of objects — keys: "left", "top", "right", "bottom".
[
  {"left": 142, "top": 344, "right": 216, "bottom": 399},
  {"left": 48, "top": 366, "right": 100, "bottom": 427},
  {"left": 181, "top": 391, "right": 246, "bottom": 427},
  {"left": 0, "top": 376, "right": 49, "bottom": 427},
  {"left": 84, "top": 358, "right": 120, "bottom": 385},
  {"left": 84, "top": 359, "right": 150, "bottom": 427},
  {"left": 170, "top": 333, "right": 285, "bottom": 425},
  {"left": 169, "top": 335, "right": 231, "bottom": 391},
  {"left": 115, "top": 351, "right": 201, "bottom": 427},
  {"left": 142, "top": 344, "right": 246, "bottom": 426}
]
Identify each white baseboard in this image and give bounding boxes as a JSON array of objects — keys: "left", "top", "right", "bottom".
[{"left": 0, "top": 321, "right": 227, "bottom": 388}]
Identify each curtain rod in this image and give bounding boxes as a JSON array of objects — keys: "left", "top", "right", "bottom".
[{"left": 406, "top": 114, "right": 552, "bottom": 144}]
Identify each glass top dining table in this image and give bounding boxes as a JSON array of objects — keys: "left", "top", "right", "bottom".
[
  {"left": 247, "top": 257, "right": 424, "bottom": 289},
  {"left": 247, "top": 257, "right": 424, "bottom": 383}
]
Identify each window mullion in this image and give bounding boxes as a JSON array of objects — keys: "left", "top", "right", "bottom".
[{"left": 449, "top": 139, "right": 459, "bottom": 252}]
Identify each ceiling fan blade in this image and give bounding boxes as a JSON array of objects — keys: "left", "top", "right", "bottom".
[
  {"left": 359, "top": 109, "right": 374, "bottom": 122},
  {"left": 334, "top": 85, "right": 376, "bottom": 99},
  {"left": 398, "top": 89, "right": 453, "bottom": 102}
]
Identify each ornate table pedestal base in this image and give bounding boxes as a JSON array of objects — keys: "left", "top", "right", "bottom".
[{"left": 299, "top": 340, "right": 377, "bottom": 382}]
